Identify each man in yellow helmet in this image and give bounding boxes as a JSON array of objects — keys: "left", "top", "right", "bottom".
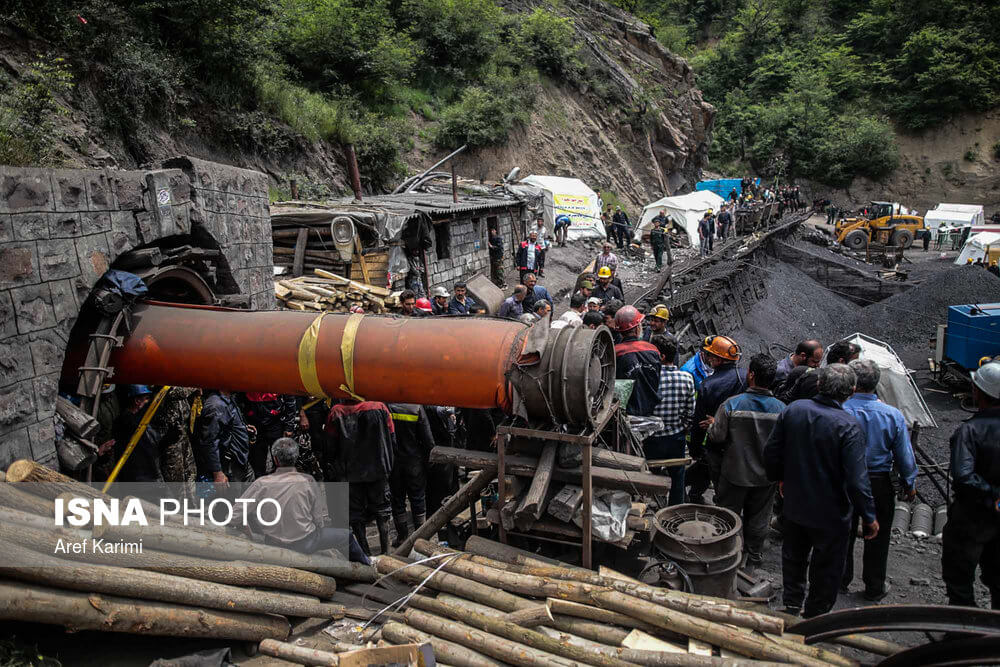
[{"left": 592, "top": 266, "right": 623, "bottom": 303}]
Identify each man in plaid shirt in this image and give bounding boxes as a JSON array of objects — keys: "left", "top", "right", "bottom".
[{"left": 646, "top": 334, "right": 695, "bottom": 506}]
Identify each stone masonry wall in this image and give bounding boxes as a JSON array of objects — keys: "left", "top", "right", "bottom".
[
  {"left": 426, "top": 210, "right": 517, "bottom": 290},
  {"left": 0, "top": 156, "right": 273, "bottom": 470}
]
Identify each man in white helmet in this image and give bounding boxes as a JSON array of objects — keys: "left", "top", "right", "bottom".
[{"left": 942, "top": 360, "right": 1000, "bottom": 609}]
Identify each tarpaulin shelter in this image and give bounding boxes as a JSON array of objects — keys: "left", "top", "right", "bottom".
[
  {"left": 954, "top": 231, "right": 1000, "bottom": 265},
  {"left": 696, "top": 178, "right": 757, "bottom": 199},
  {"left": 841, "top": 333, "right": 937, "bottom": 428},
  {"left": 934, "top": 203, "right": 985, "bottom": 226},
  {"left": 633, "top": 190, "right": 726, "bottom": 243},
  {"left": 519, "top": 175, "right": 605, "bottom": 240},
  {"left": 924, "top": 208, "right": 979, "bottom": 230}
]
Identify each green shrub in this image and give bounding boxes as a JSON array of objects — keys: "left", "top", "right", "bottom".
[
  {"left": 433, "top": 70, "right": 537, "bottom": 149},
  {"left": 0, "top": 57, "right": 73, "bottom": 166},
  {"left": 515, "top": 9, "right": 583, "bottom": 79}
]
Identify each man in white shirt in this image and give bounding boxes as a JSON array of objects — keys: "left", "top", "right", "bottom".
[{"left": 553, "top": 292, "right": 587, "bottom": 330}]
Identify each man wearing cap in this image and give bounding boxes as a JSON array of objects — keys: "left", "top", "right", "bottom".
[
  {"left": 586, "top": 296, "right": 601, "bottom": 312},
  {"left": 614, "top": 305, "right": 661, "bottom": 416},
  {"left": 687, "top": 335, "right": 747, "bottom": 504},
  {"left": 942, "top": 361, "right": 1000, "bottom": 609},
  {"left": 414, "top": 297, "right": 432, "bottom": 317},
  {"left": 112, "top": 385, "right": 167, "bottom": 486},
  {"left": 430, "top": 286, "right": 450, "bottom": 316},
  {"left": 649, "top": 214, "right": 668, "bottom": 270},
  {"left": 516, "top": 231, "right": 543, "bottom": 283},
  {"left": 592, "top": 267, "right": 623, "bottom": 304},
  {"left": 448, "top": 282, "right": 478, "bottom": 315}
]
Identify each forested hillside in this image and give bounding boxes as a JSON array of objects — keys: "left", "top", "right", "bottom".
[{"left": 617, "top": 0, "right": 1000, "bottom": 188}]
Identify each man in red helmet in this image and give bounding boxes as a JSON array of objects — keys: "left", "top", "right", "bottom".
[
  {"left": 614, "top": 305, "right": 661, "bottom": 416},
  {"left": 413, "top": 297, "right": 433, "bottom": 317}
]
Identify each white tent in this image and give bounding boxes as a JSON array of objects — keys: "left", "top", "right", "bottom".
[
  {"left": 955, "top": 231, "right": 1000, "bottom": 265},
  {"left": 924, "top": 208, "right": 977, "bottom": 230},
  {"left": 518, "top": 175, "right": 605, "bottom": 240},
  {"left": 935, "top": 203, "right": 985, "bottom": 226},
  {"left": 634, "top": 190, "right": 725, "bottom": 243}
]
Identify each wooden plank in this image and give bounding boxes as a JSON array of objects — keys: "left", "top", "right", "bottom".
[
  {"left": 688, "top": 638, "right": 713, "bottom": 656},
  {"left": 598, "top": 566, "right": 643, "bottom": 585},
  {"left": 582, "top": 440, "right": 592, "bottom": 569},
  {"left": 293, "top": 227, "right": 309, "bottom": 277},
  {"left": 353, "top": 236, "right": 371, "bottom": 284},
  {"left": 513, "top": 442, "right": 557, "bottom": 530},
  {"left": 621, "top": 628, "right": 686, "bottom": 653}
]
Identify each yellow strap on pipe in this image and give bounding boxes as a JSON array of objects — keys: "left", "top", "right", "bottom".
[
  {"left": 298, "top": 314, "right": 328, "bottom": 399},
  {"left": 102, "top": 385, "right": 172, "bottom": 493},
  {"left": 338, "top": 313, "right": 365, "bottom": 402},
  {"left": 390, "top": 412, "right": 419, "bottom": 422}
]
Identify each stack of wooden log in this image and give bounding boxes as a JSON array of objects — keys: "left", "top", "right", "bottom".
[
  {"left": 358, "top": 535, "right": 902, "bottom": 665},
  {"left": 272, "top": 220, "right": 390, "bottom": 288},
  {"left": 54, "top": 396, "right": 101, "bottom": 472},
  {"left": 276, "top": 269, "right": 398, "bottom": 314},
  {"left": 0, "top": 459, "right": 378, "bottom": 649}
]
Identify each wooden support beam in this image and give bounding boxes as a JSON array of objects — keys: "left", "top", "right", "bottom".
[
  {"left": 514, "top": 442, "right": 557, "bottom": 530},
  {"left": 293, "top": 227, "right": 309, "bottom": 277}
]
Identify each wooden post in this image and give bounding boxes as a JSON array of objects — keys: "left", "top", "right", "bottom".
[
  {"left": 514, "top": 442, "right": 557, "bottom": 529},
  {"left": 505, "top": 604, "right": 554, "bottom": 628},
  {"left": 452, "top": 161, "right": 459, "bottom": 203},
  {"left": 290, "top": 179, "right": 299, "bottom": 200},
  {"left": 294, "top": 227, "right": 309, "bottom": 277},
  {"left": 0, "top": 581, "right": 289, "bottom": 641},
  {"left": 582, "top": 439, "right": 593, "bottom": 569},
  {"left": 258, "top": 639, "right": 339, "bottom": 666},
  {"left": 353, "top": 236, "right": 371, "bottom": 284},
  {"left": 383, "top": 621, "right": 504, "bottom": 667},
  {"left": 498, "top": 433, "right": 508, "bottom": 545}
]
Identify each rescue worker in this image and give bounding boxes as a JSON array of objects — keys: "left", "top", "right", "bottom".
[
  {"left": 612, "top": 206, "right": 631, "bottom": 249},
  {"left": 688, "top": 335, "right": 746, "bottom": 504},
  {"left": 414, "top": 297, "right": 433, "bottom": 316},
  {"left": 942, "top": 361, "right": 1000, "bottom": 609},
  {"left": 112, "top": 385, "right": 166, "bottom": 489},
  {"left": 516, "top": 231, "right": 543, "bottom": 283},
  {"left": 698, "top": 210, "right": 715, "bottom": 257},
  {"left": 614, "top": 305, "right": 661, "bottom": 416},
  {"left": 488, "top": 227, "right": 506, "bottom": 288},
  {"left": 707, "top": 355, "right": 785, "bottom": 565},
  {"left": 717, "top": 205, "right": 733, "bottom": 241},
  {"left": 779, "top": 341, "right": 860, "bottom": 403},
  {"left": 554, "top": 214, "right": 571, "bottom": 246},
  {"left": 679, "top": 345, "right": 714, "bottom": 390},
  {"left": 430, "top": 286, "right": 450, "bottom": 315},
  {"left": 325, "top": 400, "right": 395, "bottom": 556},
  {"left": 93, "top": 384, "right": 121, "bottom": 481},
  {"left": 842, "top": 359, "right": 917, "bottom": 601},
  {"left": 764, "top": 364, "right": 878, "bottom": 618},
  {"left": 592, "top": 267, "right": 624, "bottom": 303},
  {"left": 399, "top": 289, "right": 418, "bottom": 316},
  {"left": 649, "top": 215, "right": 667, "bottom": 270},
  {"left": 448, "top": 281, "right": 477, "bottom": 315},
  {"left": 642, "top": 304, "right": 670, "bottom": 342},
  {"left": 586, "top": 296, "right": 601, "bottom": 312},
  {"left": 156, "top": 386, "right": 197, "bottom": 500},
  {"left": 241, "top": 392, "right": 299, "bottom": 478},
  {"left": 387, "top": 403, "right": 436, "bottom": 547},
  {"left": 195, "top": 388, "right": 254, "bottom": 488}
]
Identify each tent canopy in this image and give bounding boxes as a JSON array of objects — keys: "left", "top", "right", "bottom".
[
  {"left": 925, "top": 208, "right": 978, "bottom": 229},
  {"left": 955, "top": 231, "right": 1000, "bottom": 265},
  {"left": 934, "top": 203, "right": 984, "bottom": 225},
  {"left": 519, "top": 175, "right": 605, "bottom": 240},
  {"left": 634, "top": 190, "right": 725, "bottom": 242}
]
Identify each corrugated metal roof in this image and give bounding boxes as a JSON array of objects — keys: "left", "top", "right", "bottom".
[{"left": 273, "top": 190, "right": 523, "bottom": 222}]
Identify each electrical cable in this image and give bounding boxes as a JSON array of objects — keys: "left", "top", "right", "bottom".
[{"left": 358, "top": 552, "right": 463, "bottom": 630}]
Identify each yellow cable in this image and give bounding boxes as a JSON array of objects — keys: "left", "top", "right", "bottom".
[{"left": 102, "top": 385, "right": 172, "bottom": 493}]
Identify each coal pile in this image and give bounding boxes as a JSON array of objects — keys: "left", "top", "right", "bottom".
[
  {"left": 837, "top": 266, "right": 1000, "bottom": 347},
  {"left": 733, "top": 263, "right": 857, "bottom": 356}
]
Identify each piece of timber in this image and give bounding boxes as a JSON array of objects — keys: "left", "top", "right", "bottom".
[
  {"left": 415, "top": 540, "right": 780, "bottom": 634},
  {"left": 430, "top": 447, "right": 668, "bottom": 494},
  {"left": 0, "top": 542, "right": 343, "bottom": 620},
  {"left": 514, "top": 443, "right": 557, "bottom": 530},
  {"left": 56, "top": 396, "right": 99, "bottom": 439},
  {"left": 546, "top": 598, "right": 678, "bottom": 639},
  {"left": 0, "top": 481, "right": 56, "bottom": 516},
  {"left": 376, "top": 556, "right": 630, "bottom": 647},
  {"left": 505, "top": 604, "right": 554, "bottom": 628},
  {"left": 514, "top": 441, "right": 647, "bottom": 471},
  {"left": 736, "top": 603, "right": 904, "bottom": 657},
  {"left": 382, "top": 621, "right": 504, "bottom": 667},
  {"left": 259, "top": 639, "right": 343, "bottom": 666},
  {"left": 392, "top": 466, "right": 497, "bottom": 556},
  {"left": 91, "top": 521, "right": 375, "bottom": 581},
  {"left": 0, "top": 580, "right": 289, "bottom": 641}
]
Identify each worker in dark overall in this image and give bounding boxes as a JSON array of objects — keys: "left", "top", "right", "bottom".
[
  {"left": 687, "top": 335, "right": 747, "bottom": 504},
  {"left": 325, "top": 401, "right": 395, "bottom": 556},
  {"left": 614, "top": 305, "right": 661, "bottom": 416},
  {"left": 942, "top": 361, "right": 1000, "bottom": 609},
  {"left": 241, "top": 392, "right": 299, "bottom": 478},
  {"left": 112, "top": 385, "right": 166, "bottom": 487},
  {"left": 649, "top": 213, "right": 667, "bottom": 270},
  {"left": 387, "top": 403, "right": 436, "bottom": 547}
]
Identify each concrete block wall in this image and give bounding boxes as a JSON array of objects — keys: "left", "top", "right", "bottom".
[
  {"left": 0, "top": 156, "right": 273, "bottom": 469},
  {"left": 427, "top": 211, "right": 517, "bottom": 291}
]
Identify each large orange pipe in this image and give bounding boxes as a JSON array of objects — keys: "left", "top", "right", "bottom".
[{"left": 71, "top": 302, "right": 528, "bottom": 411}]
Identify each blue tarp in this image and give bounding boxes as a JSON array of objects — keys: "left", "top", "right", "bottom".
[{"left": 696, "top": 178, "right": 758, "bottom": 199}]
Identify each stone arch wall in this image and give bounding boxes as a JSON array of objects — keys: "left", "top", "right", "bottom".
[{"left": 0, "top": 156, "right": 274, "bottom": 468}]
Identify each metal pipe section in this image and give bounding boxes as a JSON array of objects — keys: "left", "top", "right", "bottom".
[{"left": 63, "top": 303, "right": 615, "bottom": 425}]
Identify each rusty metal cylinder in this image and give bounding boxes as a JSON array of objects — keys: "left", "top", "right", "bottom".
[{"left": 64, "top": 303, "right": 614, "bottom": 424}]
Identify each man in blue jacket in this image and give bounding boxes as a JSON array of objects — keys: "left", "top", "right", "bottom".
[
  {"left": 764, "top": 364, "right": 878, "bottom": 618},
  {"left": 195, "top": 389, "right": 254, "bottom": 488},
  {"left": 841, "top": 359, "right": 917, "bottom": 601}
]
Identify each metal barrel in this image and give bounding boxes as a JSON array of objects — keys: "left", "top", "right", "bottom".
[
  {"left": 933, "top": 504, "right": 948, "bottom": 538},
  {"left": 891, "top": 501, "right": 912, "bottom": 535},
  {"left": 909, "top": 503, "right": 934, "bottom": 538}
]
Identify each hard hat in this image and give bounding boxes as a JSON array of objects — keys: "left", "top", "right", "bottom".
[
  {"left": 431, "top": 286, "right": 450, "bottom": 298},
  {"left": 648, "top": 304, "right": 670, "bottom": 321},
  {"left": 127, "top": 384, "right": 153, "bottom": 397},
  {"left": 415, "top": 298, "right": 432, "bottom": 313},
  {"left": 614, "top": 305, "right": 644, "bottom": 332},
  {"left": 597, "top": 266, "right": 612, "bottom": 278},
  {"left": 702, "top": 335, "right": 741, "bottom": 361},
  {"left": 972, "top": 361, "right": 1000, "bottom": 399},
  {"left": 707, "top": 209, "right": 714, "bottom": 214},
  {"left": 586, "top": 297, "right": 601, "bottom": 307}
]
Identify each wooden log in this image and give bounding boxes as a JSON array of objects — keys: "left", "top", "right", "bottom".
[
  {"left": 416, "top": 540, "right": 781, "bottom": 635},
  {"left": 314, "top": 268, "right": 391, "bottom": 296},
  {"left": 514, "top": 442, "right": 557, "bottom": 530},
  {"left": 0, "top": 481, "right": 55, "bottom": 516},
  {"left": 273, "top": 228, "right": 332, "bottom": 240},
  {"left": 430, "top": 447, "right": 669, "bottom": 494},
  {"left": 56, "top": 396, "right": 99, "bottom": 439},
  {"left": 737, "top": 603, "right": 904, "bottom": 657},
  {"left": 259, "top": 639, "right": 340, "bottom": 666},
  {"left": 6, "top": 458, "right": 105, "bottom": 500},
  {"left": 392, "top": 466, "right": 497, "bottom": 556},
  {"left": 0, "top": 580, "right": 289, "bottom": 641},
  {"left": 0, "top": 542, "right": 344, "bottom": 620},
  {"left": 505, "top": 604, "right": 554, "bottom": 628},
  {"left": 0, "top": 519, "right": 338, "bottom": 598},
  {"left": 546, "top": 599, "right": 672, "bottom": 638},
  {"left": 401, "top": 607, "right": 579, "bottom": 667},
  {"left": 56, "top": 435, "right": 97, "bottom": 471},
  {"left": 293, "top": 227, "right": 309, "bottom": 277},
  {"left": 91, "top": 522, "right": 375, "bottom": 581},
  {"left": 382, "top": 621, "right": 504, "bottom": 667}
]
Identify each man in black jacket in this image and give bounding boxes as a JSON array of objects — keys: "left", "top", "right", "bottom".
[
  {"left": 942, "top": 361, "right": 1000, "bottom": 609},
  {"left": 195, "top": 389, "right": 253, "bottom": 488},
  {"left": 488, "top": 227, "right": 506, "bottom": 288},
  {"left": 614, "top": 306, "right": 661, "bottom": 416},
  {"left": 112, "top": 385, "right": 166, "bottom": 490},
  {"left": 764, "top": 364, "right": 878, "bottom": 617},
  {"left": 387, "top": 403, "right": 436, "bottom": 546}
]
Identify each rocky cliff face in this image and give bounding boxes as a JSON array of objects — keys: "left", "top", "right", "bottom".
[{"left": 441, "top": 0, "right": 715, "bottom": 210}]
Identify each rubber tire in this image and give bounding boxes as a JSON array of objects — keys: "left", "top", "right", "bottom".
[
  {"left": 843, "top": 230, "right": 868, "bottom": 250},
  {"left": 891, "top": 228, "right": 914, "bottom": 249}
]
